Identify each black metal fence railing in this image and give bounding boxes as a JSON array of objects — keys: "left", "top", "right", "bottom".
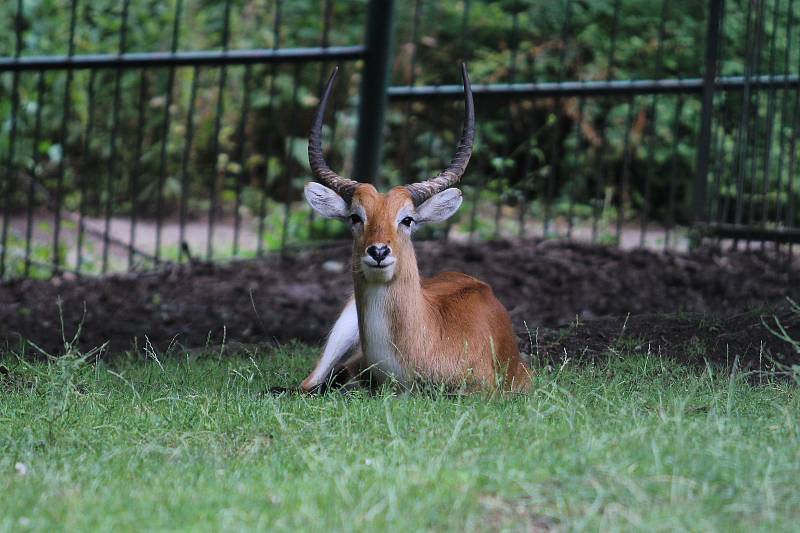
[
  {"left": 385, "top": 0, "right": 800, "bottom": 249},
  {"left": 0, "top": 0, "right": 798, "bottom": 282},
  {"left": 0, "top": 0, "right": 368, "bottom": 279}
]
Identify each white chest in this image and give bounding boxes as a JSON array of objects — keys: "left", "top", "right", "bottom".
[{"left": 359, "top": 286, "right": 408, "bottom": 385}]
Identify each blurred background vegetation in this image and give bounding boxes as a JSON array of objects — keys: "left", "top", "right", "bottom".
[{"left": 0, "top": 0, "right": 798, "bottom": 276}]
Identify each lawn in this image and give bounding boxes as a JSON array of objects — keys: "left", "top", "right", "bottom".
[{"left": 1, "top": 342, "right": 799, "bottom": 532}]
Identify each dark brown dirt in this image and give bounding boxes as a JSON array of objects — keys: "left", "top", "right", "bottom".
[
  {"left": 1, "top": 239, "right": 798, "bottom": 369},
  {"left": 531, "top": 310, "right": 799, "bottom": 372}
]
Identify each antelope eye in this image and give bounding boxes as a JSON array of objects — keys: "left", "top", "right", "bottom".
[
  {"left": 349, "top": 214, "right": 363, "bottom": 225},
  {"left": 400, "top": 216, "right": 414, "bottom": 227}
]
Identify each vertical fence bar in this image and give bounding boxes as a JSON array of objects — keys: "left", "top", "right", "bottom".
[
  {"left": 420, "top": 0, "right": 442, "bottom": 189},
  {"left": 462, "top": 1, "right": 482, "bottom": 240},
  {"left": 518, "top": 7, "right": 540, "bottom": 239},
  {"left": 787, "top": 26, "right": 800, "bottom": 239},
  {"left": 708, "top": 0, "right": 727, "bottom": 230},
  {"left": 616, "top": 98, "right": 636, "bottom": 243},
  {"left": 665, "top": 96, "right": 684, "bottom": 248},
  {"left": 101, "top": 0, "right": 130, "bottom": 274},
  {"left": 280, "top": 63, "right": 302, "bottom": 252},
  {"left": 400, "top": 0, "right": 424, "bottom": 183},
  {"left": 206, "top": 0, "right": 232, "bottom": 261},
  {"left": 469, "top": 123, "right": 486, "bottom": 242},
  {"left": 444, "top": 0, "right": 473, "bottom": 241},
  {"left": 591, "top": 0, "right": 621, "bottom": 243},
  {"left": 747, "top": 2, "right": 767, "bottom": 239},
  {"left": 51, "top": 0, "right": 78, "bottom": 274},
  {"left": 157, "top": 0, "right": 183, "bottom": 263},
  {"left": 421, "top": 106, "right": 437, "bottom": 181},
  {"left": 518, "top": 108, "right": 533, "bottom": 238},
  {"left": 714, "top": 120, "right": 730, "bottom": 226},
  {"left": 693, "top": 0, "right": 724, "bottom": 232},
  {"left": 76, "top": 70, "right": 97, "bottom": 274},
  {"left": 517, "top": 120, "right": 534, "bottom": 236},
  {"left": 178, "top": 67, "right": 200, "bottom": 261},
  {"left": 24, "top": 71, "right": 47, "bottom": 277},
  {"left": 421, "top": 1, "right": 443, "bottom": 236},
  {"left": 232, "top": 65, "right": 252, "bottom": 256},
  {"left": 640, "top": 0, "right": 669, "bottom": 247},
  {"left": 788, "top": 117, "right": 798, "bottom": 228},
  {"left": 566, "top": 96, "right": 586, "bottom": 240},
  {"left": 774, "top": 0, "right": 795, "bottom": 228},
  {"left": 128, "top": 69, "right": 148, "bottom": 270},
  {"left": 745, "top": 0, "right": 767, "bottom": 237},
  {"left": 720, "top": 0, "right": 739, "bottom": 241},
  {"left": 0, "top": 0, "right": 25, "bottom": 280},
  {"left": 354, "top": 0, "right": 396, "bottom": 186},
  {"left": 733, "top": 0, "right": 755, "bottom": 232},
  {"left": 494, "top": 9, "right": 521, "bottom": 239},
  {"left": 419, "top": 5, "right": 445, "bottom": 237},
  {"left": 760, "top": 0, "right": 782, "bottom": 240},
  {"left": 420, "top": 127, "right": 435, "bottom": 184},
  {"left": 543, "top": 0, "right": 572, "bottom": 238},
  {"left": 308, "top": 0, "right": 335, "bottom": 240},
  {"left": 711, "top": 83, "right": 730, "bottom": 227},
  {"left": 256, "top": 0, "right": 283, "bottom": 257}
]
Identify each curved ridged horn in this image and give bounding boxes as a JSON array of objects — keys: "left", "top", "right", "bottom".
[
  {"left": 405, "top": 63, "right": 475, "bottom": 206},
  {"left": 308, "top": 66, "right": 360, "bottom": 202}
]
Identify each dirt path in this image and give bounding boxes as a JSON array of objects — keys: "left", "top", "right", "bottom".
[{"left": 6, "top": 209, "right": 693, "bottom": 276}]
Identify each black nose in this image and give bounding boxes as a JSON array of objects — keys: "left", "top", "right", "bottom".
[{"left": 366, "top": 244, "right": 391, "bottom": 264}]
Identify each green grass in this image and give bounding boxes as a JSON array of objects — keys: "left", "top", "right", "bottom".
[{"left": 1, "top": 343, "right": 799, "bottom": 532}]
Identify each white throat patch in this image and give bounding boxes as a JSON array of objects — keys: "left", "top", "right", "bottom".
[{"left": 359, "top": 285, "right": 408, "bottom": 385}]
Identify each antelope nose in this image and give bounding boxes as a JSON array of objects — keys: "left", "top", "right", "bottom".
[{"left": 366, "top": 244, "right": 391, "bottom": 264}]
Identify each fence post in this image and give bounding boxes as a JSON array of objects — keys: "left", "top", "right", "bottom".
[
  {"left": 693, "top": 0, "right": 724, "bottom": 230},
  {"left": 354, "top": 0, "right": 396, "bottom": 186}
]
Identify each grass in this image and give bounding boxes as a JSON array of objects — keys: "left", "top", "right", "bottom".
[{"left": 1, "top": 342, "right": 799, "bottom": 532}]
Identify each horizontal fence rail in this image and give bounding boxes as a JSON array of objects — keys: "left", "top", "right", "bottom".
[
  {"left": 0, "top": 47, "right": 366, "bottom": 72},
  {"left": 388, "top": 74, "right": 800, "bottom": 99},
  {"left": 695, "top": 223, "right": 800, "bottom": 243}
]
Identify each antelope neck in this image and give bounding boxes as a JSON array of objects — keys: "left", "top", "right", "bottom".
[{"left": 353, "top": 250, "right": 431, "bottom": 381}]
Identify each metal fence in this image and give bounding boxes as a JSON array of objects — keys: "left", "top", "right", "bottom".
[{"left": 0, "top": 0, "right": 797, "bottom": 281}]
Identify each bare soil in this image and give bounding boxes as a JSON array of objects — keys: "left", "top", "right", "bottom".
[{"left": 1, "top": 239, "right": 798, "bottom": 369}]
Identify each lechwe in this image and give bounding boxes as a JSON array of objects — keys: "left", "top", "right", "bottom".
[{"left": 300, "top": 64, "right": 530, "bottom": 393}]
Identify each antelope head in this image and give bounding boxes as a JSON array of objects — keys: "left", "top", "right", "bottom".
[{"left": 304, "top": 64, "right": 475, "bottom": 284}]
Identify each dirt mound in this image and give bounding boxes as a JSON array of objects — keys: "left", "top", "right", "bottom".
[{"left": 1, "top": 239, "right": 798, "bottom": 368}]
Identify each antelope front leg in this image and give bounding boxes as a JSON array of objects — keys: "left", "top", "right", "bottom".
[{"left": 300, "top": 296, "right": 360, "bottom": 393}]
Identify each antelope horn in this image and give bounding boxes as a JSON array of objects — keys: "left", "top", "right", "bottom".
[
  {"left": 405, "top": 63, "right": 475, "bottom": 206},
  {"left": 308, "top": 66, "right": 360, "bottom": 203}
]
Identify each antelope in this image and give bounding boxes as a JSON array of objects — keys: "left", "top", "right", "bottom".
[{"left": 300, "top": 64, "right": 530, "bottom": 393}]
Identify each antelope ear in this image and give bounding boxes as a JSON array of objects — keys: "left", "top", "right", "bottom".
[
  {"left": 416, "top": 188, "right": 463, "bottom": 224},
  {"left": 305, "top": 182, "right": 348, "bottom": 219}
]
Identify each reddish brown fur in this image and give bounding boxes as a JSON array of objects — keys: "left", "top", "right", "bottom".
[{"left": 305, "top": 184, "right": 531, "bottom": 392}]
